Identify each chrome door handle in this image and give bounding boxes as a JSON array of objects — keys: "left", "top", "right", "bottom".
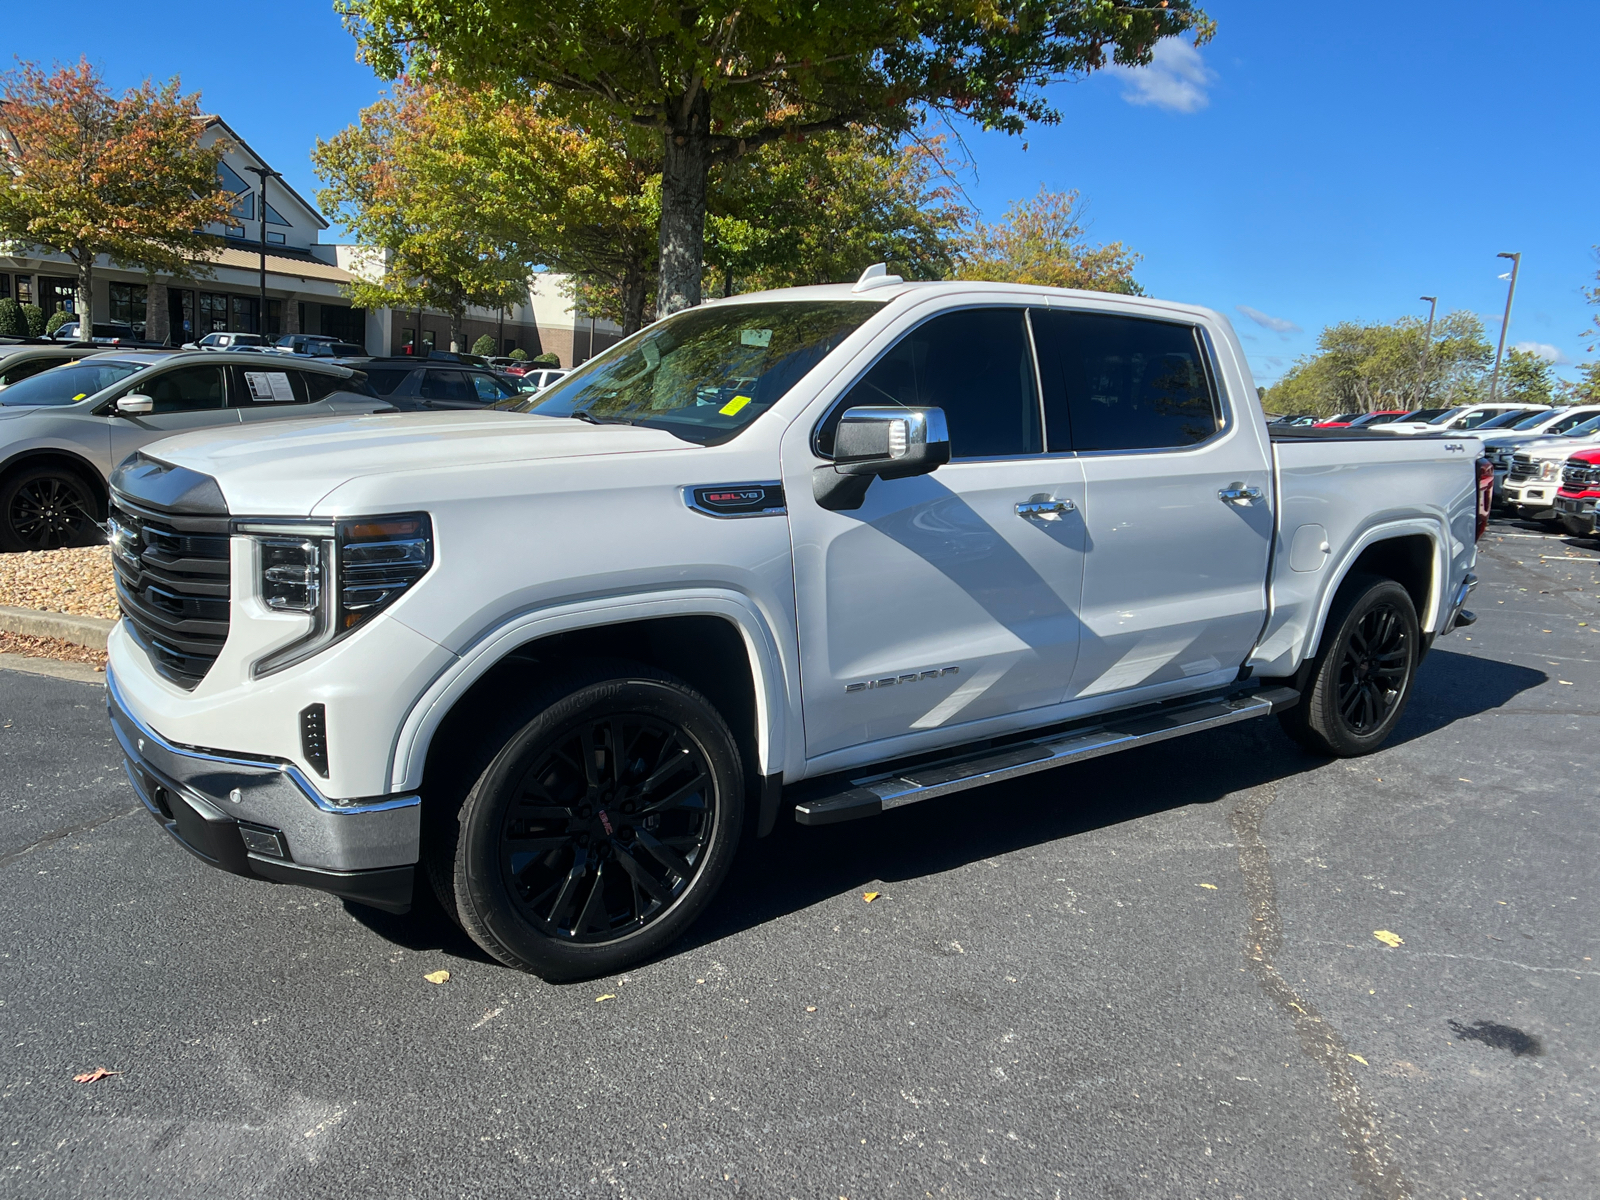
[
  {"left": 1218, "top": 484, "right": 1264, "bottom": 506},
  {"left": 1016, "top": 497, "right": 1075, "bottom": 521}
]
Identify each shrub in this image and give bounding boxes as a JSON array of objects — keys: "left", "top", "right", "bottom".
[
  {"left": 45, "top": 309, "right": 72, "bottom": 335},
  {"left": 531, "top": 352, "right": 559, "bottom": 365},
  {"left": 509, "top": 348, "right": 528, "bottom": 361},
  {"left": 21, "top": 304, "right": 46, "bottom": 337},
  {"left": 471, "top": 333, "right": 496, "bottom": 356},
  {"left": 0, "top": 298, "right": 21, "bottom": 337}
]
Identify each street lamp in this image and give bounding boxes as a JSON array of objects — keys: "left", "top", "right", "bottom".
[
  {"left": 1488, "top": 252, "right": 1521, "bottom": 402},
  {"left": 1415, "top": 295, "right": 1437, "bottom": 408},
  {"left": 244, "top": 165, "right": 283, "bottom": 341}
]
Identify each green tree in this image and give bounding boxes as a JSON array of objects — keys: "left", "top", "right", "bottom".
[
  {"left": 509, "top": 347, "right": 528, "bottom": 361},
  {"left": 0, "top": 297, "right": 19, "bottom": 336},
  {"left": 342, "top": 0, "right": 1213, "bottom": 319},
  {"left": 952, "top": 187, "right": 1142, "bottom": 293},
  {"left": 1268, "top": 311, "right": 1493, "bottom": 416},
  {"left": 44, "top": 308, "right": 70, "bottom": 335},
  {"left": 313, "top": 82, "right": 533, "bottom": 351},
  {"left": 1498, "top": 347, "right": 1556, "bottom": 405},
  {"left": 705, "top": 128, "right": 965, "bottom": 296},
  {"left": 471, "top": 333, "right": 496, "bottom": 356},
  {"left": 0, "top": 60, "right": 235, "bottom": 336},
  {"left": 1572, "top": 248, "right": 1600, "bottom": 402},
  {"left": 21, "top": 303, "right": 45, "bottom": 338}
]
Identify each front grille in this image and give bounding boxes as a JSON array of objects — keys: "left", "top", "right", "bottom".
[
  {"left": 1508, "top": 455, "right": 1537, "bottom": 483},
  {"left": 109, "top": 495, "right": 231, "bottom": 688},
  {"left": 1562, "top": 462, "right": 1600, "bottom": 490}
]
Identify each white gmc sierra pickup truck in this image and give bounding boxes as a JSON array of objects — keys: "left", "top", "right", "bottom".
[{"left": 104, "top": 274, "right": 1493, "bottom": 980}]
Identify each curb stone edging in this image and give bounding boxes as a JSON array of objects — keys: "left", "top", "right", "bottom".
[{"left": 0, "top": 605, "right": 117, "bottom": 651}]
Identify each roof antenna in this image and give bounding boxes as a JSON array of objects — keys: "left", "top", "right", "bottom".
[{"left": 851, "top": 262, "right": 904, "bottom": 293}]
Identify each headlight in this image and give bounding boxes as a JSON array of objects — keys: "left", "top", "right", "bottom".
[{"left": 239, "top": 513, "right": 433, "bottom": 676}]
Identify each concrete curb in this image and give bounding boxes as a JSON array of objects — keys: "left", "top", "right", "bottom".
[
  {"left": 0, "top": 653, "right": 106, "bottom": 684},
  {"left": 0, "top": 605, "right": 117, "bottom": 651}
]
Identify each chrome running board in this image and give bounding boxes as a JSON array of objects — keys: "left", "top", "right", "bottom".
[{"left": 792, "top": 686, "right": 1301, "bottom": 826}]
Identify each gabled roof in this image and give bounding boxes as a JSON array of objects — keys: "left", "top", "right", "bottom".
[{"left": 197, "top": 115, "right": 329, "bottom": 230}]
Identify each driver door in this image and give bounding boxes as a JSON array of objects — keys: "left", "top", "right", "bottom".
[{"left": 108, "top": 363, "right": 238, "bottom": 472}]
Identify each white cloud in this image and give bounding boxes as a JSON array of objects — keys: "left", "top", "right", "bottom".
[
  {"left": 1236, "top": 305, "right": 1302, "bottom": 334},
  {"left": 1514, "top": 341, "right": 1572, "bottom": 365},
  {"left": 1109, "top": 39, "right": 1216, "bottom": 113}
]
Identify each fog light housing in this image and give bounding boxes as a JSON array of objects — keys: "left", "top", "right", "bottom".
[{"left": 238, "top": 823, "right": 289, "bottom": 859}]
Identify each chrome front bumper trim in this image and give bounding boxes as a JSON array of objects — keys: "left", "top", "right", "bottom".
[
  {"left": 107, "top": 667, "right": 420, "bottom": 872},
  {"left": 1442, "top": 572, "right": 1478, "bottom": 635}
]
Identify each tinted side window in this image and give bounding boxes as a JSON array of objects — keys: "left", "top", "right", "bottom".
[
  {"left": 1032, "top": 310, "right": 1218, "bottom": 452},
  {"left": 363, "top": 368, "right": 413, "bottom": 396},
  {"left": 0, "top": 358, "right": 56, "bottom": 386},
  {"left": 420, "top": 369, "right": 473, "bottom": 401},
  {"left": 471, "top": 372, "right": 514, "bottom": 401},
  {"left": 301, "top": 372, "right": 344, "bottom": 402},
  {"left": 822, "top": 308, "right": 1040, "bottom": 459},
  {"left": 144, "top": 365, "right": 226, "bottom": 413}
]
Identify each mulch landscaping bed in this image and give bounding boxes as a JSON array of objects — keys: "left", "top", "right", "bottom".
[
  {"left": 0, "top": 545, "right": 118, "bottom": 620},
  {"left": 0, "top": 630, "right": 108, "bottom": 669}
]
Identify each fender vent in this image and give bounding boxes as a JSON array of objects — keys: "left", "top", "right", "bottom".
[{"left": 300, "top": 704, "right": 329, "bottom": 777}]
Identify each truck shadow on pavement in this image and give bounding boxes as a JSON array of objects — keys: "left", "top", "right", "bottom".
[{"left": 342, "top": 648, "right": 1543, "bottom": 972}]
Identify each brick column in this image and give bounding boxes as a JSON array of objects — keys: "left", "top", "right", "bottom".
[
  {"left": 144, "top": 276, "right": 170, "bottom": 345},
  {"left": 284, "top": 295, "right": 301, "bottom": 335}
]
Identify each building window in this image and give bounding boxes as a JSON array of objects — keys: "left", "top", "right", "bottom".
[
  {"left": 0, "top": 274, "right": 9, "bottom": 300},
  {"left": 265, "top": 200, "right": 291, "bottom": 228},
  {"left": 297, "top": 302, "right": 306, "bottom": 333},
  {"left": 40, "top": 277, "right": 76, "bottom": 317},
  {"left": 14, "top": 275, "right": 32, "bottom": 305},
  {"left": 264, "top": 299, "right": 283, "bottom": 340},
  {"left": 226, "top": 225, "right": 245, "bottom": 238},
  {"left": 199, "top": 292, "right": 229, "bottom": 333},
  {"left": 109, "top": 283, "right": 148, "bottom": 336},
  {"left": 401, "top": 327, "right": 415, "bottom": 353},
  {"left": 230, "top": 295, "right": 259, "bottom": 334},
  {"left": 421, "top": 330, "right": 436, "bottom": 352},
  {"left": 502, "top": 339, "right": 517, "bottom": 355},
  {"left": 319, "top": 304, "right": 364, "bottom": 342},
  {"left": 266, "top": 231, "right": 286, "bottom": 245}
]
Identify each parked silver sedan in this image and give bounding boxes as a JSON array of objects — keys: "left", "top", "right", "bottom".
[
  {"left": 0, "top": 342, "right": 110, "bottom": 393},
  {"left": 0, "top": 349, "right": 390, "bottom": 551}
]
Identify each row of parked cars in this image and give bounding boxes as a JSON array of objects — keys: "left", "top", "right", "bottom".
[
  {"left": 1272, "top": 401, "right": 1600, "bottom": 537},
  {"left": 0, "top": 337, "right": 565, "bottom": 552}
]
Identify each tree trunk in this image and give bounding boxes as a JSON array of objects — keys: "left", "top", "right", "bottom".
[
  {"left": 448, "top": 305, "right": 464, "bottom": 353},
  {"left": 657, "top": 86, "right": 712, "bottom": 321},
  {"left": 620, "top": 259, "right": 648, "bottom": 337},
  {"left": 74, "top": 248, "right": 94, "bottom": 339}
]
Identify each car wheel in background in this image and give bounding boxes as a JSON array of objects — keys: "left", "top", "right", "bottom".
[
  {"left": 430, "top": 661, "right": 745, "bottom": 981},
  {"left": 1278, "top": 574, "right": 1420, "bottom": 758},
  {"left": 0, "top": 465, "right": 101, "bottom": 552}
]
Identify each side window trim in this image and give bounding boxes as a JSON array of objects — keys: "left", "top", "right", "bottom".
[
  {"left": 809, "top": 301, "right": 1044, "bottom": 462},
  {"left": 1023, "top": 308, "right": 1052, "bottom": 454}
]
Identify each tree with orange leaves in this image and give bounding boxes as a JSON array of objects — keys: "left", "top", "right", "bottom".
[{"left": 0, "top": 59, "right": 235, "bottom": 334}]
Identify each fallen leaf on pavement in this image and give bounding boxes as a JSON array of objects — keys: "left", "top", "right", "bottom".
[
  {"left": 595, "top": 994, "right": 616, "bottom": 1003},
  {"left": 1197, "top": 883, "right": 1218, "bottom": 890},
  {"left": 862, "top": 891, "right": 880, "bottom": 903},
  {"left": 806, "top": 1006, "right": 817, "bottom": 1012},
  {"left": 1373, "top": 930, "right": 1403, "bottom": 948},
  {"left": 73, "top": 1068, "right": 121, "bottom": 1083},
  {"left": 1348, "top": 1054, "right": 1368, "bottom": 1066},
  {"left": 423, "top": 970, "right": 450, "bottom": 984}
]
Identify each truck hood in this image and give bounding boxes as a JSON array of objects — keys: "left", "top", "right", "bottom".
[
  {"left": 1516, "top": 434, "right": 1600, "bottom": 461},
  {"left": 138, "top": 409, "right": 695, "bottom": 514}
]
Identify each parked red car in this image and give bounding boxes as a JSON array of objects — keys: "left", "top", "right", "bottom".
[{"left": 1554, "top": 448, "right": 1600, "bottom": 536}]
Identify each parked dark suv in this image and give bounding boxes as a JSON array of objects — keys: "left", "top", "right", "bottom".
[{"left": 342, "top": 357, "right": 523, "bottom": 410}]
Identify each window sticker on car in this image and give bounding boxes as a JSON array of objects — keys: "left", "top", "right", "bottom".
[
  {"left": 244, "top": 371, "right": 295, "bottom": 402},
  {"left": 740, "top": 329, "right": 772, "bottom": 347}
]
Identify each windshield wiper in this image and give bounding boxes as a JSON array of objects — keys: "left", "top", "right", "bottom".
[{"left": 567, "top": 410, "right": 635, "bottom": 426}]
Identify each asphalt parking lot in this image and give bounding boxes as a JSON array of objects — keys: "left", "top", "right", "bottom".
[{"left": 1, "top": 516, "right": 1595, "bottom": 1200}]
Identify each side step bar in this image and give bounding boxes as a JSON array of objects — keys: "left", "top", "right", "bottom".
[{"left": 793, "top": 686, "right": 1301, "bottom": 826}]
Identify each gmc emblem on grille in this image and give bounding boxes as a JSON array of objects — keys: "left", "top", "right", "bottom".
[{"left": 685, "top": 482, "right": 787, "bottom": 518}]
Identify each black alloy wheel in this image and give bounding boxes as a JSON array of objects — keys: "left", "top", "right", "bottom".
[
  {"left": 0, "top": 467, "right": 98, "bottom": 552},
  {"left": 499, "top": 713, "right": 715, "bottom": 941},
  {"left": 1333, "top": 603, "right": 1411, "bottom": 733},
  {"left": 437, "top": 663, "right": 744, "bottom": 981},
  {"left": 1278, "top": 574, "right": 1420, "bottom": 757}
]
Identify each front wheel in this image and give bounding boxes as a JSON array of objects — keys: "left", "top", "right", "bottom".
[
  {"left": 1278, "top": 574, "right": 1420, "bottom": 757},
  {"left": 436, "top": 664, "right": 745, "bottom": 981},
  {"left": 0, "top": 466, "right": 100, "bottom": 552}
]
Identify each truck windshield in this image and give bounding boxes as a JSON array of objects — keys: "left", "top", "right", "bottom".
[
  {"left": 0, "top": 358, "right": 149, "bottom": 406},
  {"left": 1561, "top": 415, "right": 1600, "bottom": 438},
  {"left": 507, "top": 300, "right": 884, "bottom": 444}
]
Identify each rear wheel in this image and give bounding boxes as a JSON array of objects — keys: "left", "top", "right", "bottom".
[
  {"left": 0, "top": 465, "right": 100, "bottom": 552},
  {"left": 432, "top": 662, "right": 744, "bottom": 981},
  {"left": 1278, "top": 574, "right": 1419, "bottom": 757}
]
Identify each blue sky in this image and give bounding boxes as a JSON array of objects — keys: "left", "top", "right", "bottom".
[{"left": 7, "top": 1, "right": 1596, "bottom": 386}]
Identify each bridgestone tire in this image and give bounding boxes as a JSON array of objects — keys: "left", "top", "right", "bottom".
[
  {"left": 1277, "top": 574, "right": 1420, "bottom": 758},
  {"left": 430, "top": 661, "right": 744, "bottom": 982}
]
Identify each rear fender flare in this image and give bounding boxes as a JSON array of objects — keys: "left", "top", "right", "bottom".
[
  {"left": 388, "top": 588, "right": 795, "bottom": 792},
  {"left": 1303, "top": 518, "right": 1447, "bottom": 662}
]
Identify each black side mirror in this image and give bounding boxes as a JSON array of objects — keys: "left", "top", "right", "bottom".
[{"left": 814, "top": 405, "right": 951, "bottom": 511}]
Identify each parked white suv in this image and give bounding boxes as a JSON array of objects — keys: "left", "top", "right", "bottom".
[
  {"left": 105, "top": 274, "right": 1488, "bottom": 980},
  {"left": 1372, "top": 402, "right": 1552, "bottom": 434}
]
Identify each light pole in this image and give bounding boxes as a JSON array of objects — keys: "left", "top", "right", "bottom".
[
  {"left": 1415, "top": 295, "right": 1437, "bottom": 407},
  {"left": 1488, "top": 252, "right": 1521, "bottom": 402},
  {"left": 244, "top": 165, "right": 283, "bottom": 341}
]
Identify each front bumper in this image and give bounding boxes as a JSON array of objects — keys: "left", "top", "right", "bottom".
[
  {"left": 108, "top": 668, "right": 418, "bottom": 913},
  {"left": 1555, "top": 494, "right": 1597, "bottom": 534},
  {"left": 1502, "top": 479, "right": 1558, "bottom": 515}
]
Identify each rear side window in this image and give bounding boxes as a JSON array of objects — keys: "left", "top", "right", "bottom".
[
  {"left": 363, "top": 368, "right": 413, "bottom": 396},
  {"left": 233, "top": 367, "right": 308, "bottom": 405},
  {"left": 0, "top": 358, "right": 57, "bottom": 387},
  {"left": 470, "top": 372, "right": 515, "bottom": 401},
  {"left": 301, "top": 371, "right": 345, "bottom": 402},
  {"left": 821, "top": 307, "right": 1041, "bottom": 459},
  {"left": 1032, "top": 310, "right": 1219, "bottom": 452},
  {"left": 420, "top": 369, "right": 473, "bottom": 402}
]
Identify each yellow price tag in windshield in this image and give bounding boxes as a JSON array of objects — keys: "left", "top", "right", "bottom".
[
  {"left": 73, "top": 393, "right": 87, "bottom": 401},
  {"left": 719, "top": 395, "right": 752, "bottom": 416}
]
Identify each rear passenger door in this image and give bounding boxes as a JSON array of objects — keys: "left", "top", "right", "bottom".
[
  {"left": 417, "top": 369, "right": 477, "bottom": 409},
  {"left": 1030, "top": 308, "right": 1273, "bottom": 702}
]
